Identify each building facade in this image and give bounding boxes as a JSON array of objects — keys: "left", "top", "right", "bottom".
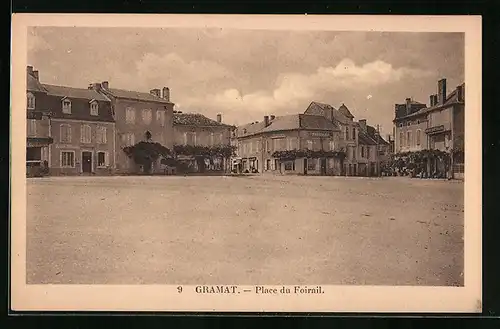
[
  {"left": 26, "top": 66, "right": 116, "bottom": 176},
  {"left": 90, "top": 82, "right": 174, "bottom": 174},
  {"left": 234, "top": 113, "right": 344, "bottom": 175},
  {"left": 173, "top": 112, "right": 234, "bottom": 172},
  {"left": 26, "top": 66, "right": 53, "bottom": 176},
  {"left": 393, "top": 78, "right": 465, "bottom": 179}
]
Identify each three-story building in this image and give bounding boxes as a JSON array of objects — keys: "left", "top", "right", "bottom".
[{"left": 90, "top": 82, "right": 174, "bottom": 174}]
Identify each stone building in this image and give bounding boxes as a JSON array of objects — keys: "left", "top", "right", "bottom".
[
  {"left": 26, "top": 66, "right": 116, "bottom": 176},
  {"left": 26, "top": 66, "right": 53, "bottom": 176},
  {"left": 90, "top": 82, "right": 174, "bottom": 174},
  {"left": 234, "top": 113, "right": 343, "bottom": 175},
  {"left": 173, "top": 112, "right": 234, "bottom": 172},
  {"left": 393, "top": 78, "right": 465, "bottom": 179}
]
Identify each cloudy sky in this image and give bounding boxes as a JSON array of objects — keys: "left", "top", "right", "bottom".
[{"left": 27, "top": 27, "right": 464, "bottom": 136}]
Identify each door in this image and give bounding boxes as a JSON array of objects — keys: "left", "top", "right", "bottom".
[
  {"left": 303, "top": 158, "right": 308, "bottom": 175},
  {"left": 320, "top": 158, "right": 327, "bottom": 175},
  {"left": 82, "top": 151, "right": 92, "bottom": 173}
]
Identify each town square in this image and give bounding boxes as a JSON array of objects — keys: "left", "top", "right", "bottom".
[
  {"left": 26, "top": 175, "right": 464, "bottom": 286},
  {"left": 22, "top": 26, "right": 467, "bottom": 288}
]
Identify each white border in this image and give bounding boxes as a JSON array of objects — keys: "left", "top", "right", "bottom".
[{"left": 11, "top": 14, "right": 482, "bottom": 313}]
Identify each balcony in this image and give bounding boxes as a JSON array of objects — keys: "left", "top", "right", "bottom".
[{"left": 425, "top": 122, "right": 451, "bottom": 135}]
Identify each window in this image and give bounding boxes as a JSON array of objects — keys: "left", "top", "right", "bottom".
[
  {"left": 399, "top": 131, "right": 404, "bottom": 149},
  {"left": 265, "top": 139, "right": 271, "bottom": 152},
  {"left": 125, "top": 107, "right": 136, "bottom": 124},
  {"left": 307, "top": 158, "right": 316, "bottom": 171},
  {"left": 361, "top": 146, "right": 365, "bottom": 158},
  {"left": 122, "top": 133, "right": 135, "bottom": 146},
  {"left": 218, "top": 133, "right": 224, "bottom": 145},
  {"left": 81, "top": 125, "right": 92, "bottom": 144},
  {"left": 367, "top": 146, "right": 371, "bottom": 159},
  {"left": 27, "top": 92, "right": 35, "bottom": 109},
  {"left": 407, "top": 122, "right": 411, "bottom": 126},
  {"left": 96, "top": 126, "right": 107, "bottom": 144},
  {"left": 90, "top": 101, "right": 99, "bottom": 116},
  {"left": 185, "top": 132, "right": 196, "bottom": 145},
  {"left": 249, "top": 141, "right": 254, "bottom": 154},
  {"left": 62, "top": 99, "right": 72, "bottom": 114},
  {"left": 344, "top": 126, "right": 349, "bottom": 140},
  {"left": 254, "top": 140, "right": 260, "bottom": 153},
  {"left": 416, "top": 129, "right": 421, "bottom": 146},
  {"left": 352, "top": 127, "right": 356, "bottom": 140},
  {"left": 97, "top": 152, "right": 108, "bottom": 168},
  {"left": 210, "top": 133, "right": 214, "bottom": 146},
  {"left": 60, "top": 124, "right": 72, "bottom": 143},
  {"left": 306, "top": 140, "right": 313, "bottom": 150},
  {"left": 266, "top": 159, "right": 271, "bottom": 170},
  {"left": 329, "top": 140, "right": 335, "bottom": 151},
  {"left": 417, "top": 120, "right": 420, "bottom": 124},
  {"left": 156, "top": 110, "right": 166, "bottom": 127},
  {"left": 273, "top": 138, "right": 285, "bottom": 151},
  {"left": 27, "top": 119, "right": 37, "bottom": 136},
  {"left": 284, "top": 161, "right": 295, "bottom": 171},
  {"left": 61, "top": 151, "right": 75, "bottom": 168},
  {"left": 287, "top": 137, "right": 297, "bottom": 150},
  {"left": 399, "top": 123, "right": 403, "bottom": 127},
  {"left": 142, "top": 109, "right": 152, "bottom": 124},
  {"left": 407, "top": 131, "right": 412, "bottom": 147},
  {"left": 353, "top": 147, "right": 358, "bottom": 159}
]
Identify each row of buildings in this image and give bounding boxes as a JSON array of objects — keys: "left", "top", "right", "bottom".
[
  {"left": 392, "top": 78, "right": 465, "bottom": 179},
  {"left": 231, "top": 102, "right": 391, "bottom": 176},
  {"left": 26, "top": 66, "right": 233, "bottom": 176}
]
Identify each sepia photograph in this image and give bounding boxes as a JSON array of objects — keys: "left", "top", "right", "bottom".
[{"left": 10, "top": 14, "right": 482, "bottom": 312}]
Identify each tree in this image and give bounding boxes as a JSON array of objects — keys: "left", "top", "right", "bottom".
[{"left": 123, "top": 141, "right": 171, "bottom": 174}]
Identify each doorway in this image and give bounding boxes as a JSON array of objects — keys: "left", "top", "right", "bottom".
[
  {"left": 303, "top": 158, "right": 308, "bottom": 175},
  {"left": 320, "top": 158, "right": 327, "bottom": 175},
  {"left": 82, "top": 151, "right": 92, "bottom": 173}
]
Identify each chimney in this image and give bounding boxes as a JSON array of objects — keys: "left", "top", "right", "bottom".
[
  {"left": 264, "top": 115, "right": 269, "bottom": 127},
  {"left": 33, "top": 70, "right": 39, "bottom": 81},
  {"left": 27, "top": 66, "right": 33, "bottom": 74},
  {"left": 456, "top": 84, "right": 464, "bottom": 102},
  {"left": 437, "top": 78, "right": 447, "bottom": 105},
  {"left": 150, "top": 88, "right": 161, "bottom": 98},
  {"left": 162, "top": 87, "right": 170, "bottom": 102},
  {"left": 359, "top": 119, "right": 367, "bottom": 131},
  {"left": 270, "top": 115, "right": 276, "bottom": 121},
  {"left": 101, "top": 81, "right": 109, "bottom": 90},
  {"left": 89, "top": 82, "right": 102, "bottom": 91},
  {"left": 217, "top": 113, "right": 222, "bottom": 123},
  {"left": 405, "top": 98, "right": 412, "bottom": 114}
]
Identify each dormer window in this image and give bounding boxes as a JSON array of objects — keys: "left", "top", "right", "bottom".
[
  {"left": 27, "top": 92, "right": 35, "bottom": 110},
  {"left": 90, "top": 100, "right": 99, "bottom": 116},
  {"left": 62, "top": 98, "right": 72, "bottom": 114}
]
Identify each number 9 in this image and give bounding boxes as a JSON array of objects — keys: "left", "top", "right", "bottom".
[{"left": 177, "top": 286, "right": 183, "bottom": 293}]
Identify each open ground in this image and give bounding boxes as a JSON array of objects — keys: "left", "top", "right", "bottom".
[{"left": 26, "top": 175, "right": 464, "bottom": 286}]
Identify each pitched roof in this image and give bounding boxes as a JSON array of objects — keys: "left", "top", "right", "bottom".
[
  {"left": 358, "top": 128, "right": 378, "bottom": 145},
  {"left": 305, "top": 101, "right": 352, "bottom": 124},
  {"left": 42, "top": 84, "right": 110, "bottom": 102},
  {"left": 394, "top": 83, "right": 465, "bottom": 121},
  {"left": 105, "top": 88, "right": 172, "bottom": 103},
  {"left": 237, "top": 113, "right": 340, "bottom": 138},
  {"left": 27, "top": 73, "right": 46, "bottom": 93},
  {"left": 366, "top": 125, "right": 390, "bottom": 145},
  {"left": 173, "top": 113, "right": 232, "bottom": 127},
  {"left": 338, "top": 103, "right": 355, "bottom": 119}
]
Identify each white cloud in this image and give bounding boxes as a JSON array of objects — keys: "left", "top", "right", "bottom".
[{"left": 181, "top": 59, "right": 432, "bottom": 117}]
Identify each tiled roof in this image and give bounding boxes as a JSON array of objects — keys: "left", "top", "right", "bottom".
[
  {"left": 395, "top": 83, "right": 465, "bottom": 121},
  {"left": 42, "top": 84, "right": 110, "bottom": 102},
  {"left": 106, "top": 88, "right": 171, "bottom": 103},
  {"left": 366, "top": 125, "right": 390, "bottom": 145},
  {"left": 338, "top": 103, "right": 355, "bottom": 119},
  {"left": 358, "top": 129, "right": 378, "bottom": 145},
  {"left": 27, "top": 73, "right": 46, "bottom": 93},
  {"left": 305, "top": 101, "right": 352, "bottom": 124},
  {"left": 173, "top": 113, "right": 232, "bottom": 127},
  {"left": 237, "top": 113, "right": 340, "bottom": 138}
]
